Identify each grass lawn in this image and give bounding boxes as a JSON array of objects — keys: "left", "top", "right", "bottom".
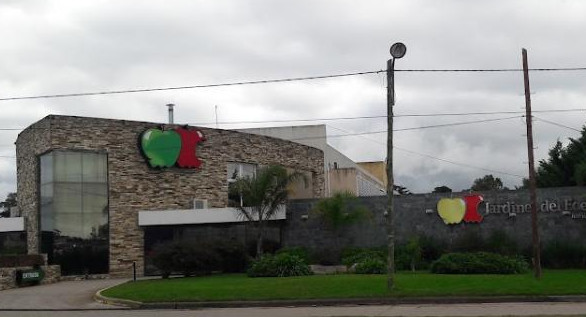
[{"left": 101, "top": 270, "right": 586, "bottom": 303}]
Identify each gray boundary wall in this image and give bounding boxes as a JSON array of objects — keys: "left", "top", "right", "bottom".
[{"left": 284, "top": 187, "right": 586, "bottom": 251}]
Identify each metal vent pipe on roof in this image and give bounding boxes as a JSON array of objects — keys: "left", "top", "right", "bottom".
[{"left": 167, "top": 104, "right": 175, "bottom": 124}]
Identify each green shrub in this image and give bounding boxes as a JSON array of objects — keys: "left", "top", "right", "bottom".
[
  {"left": 276, "top": 247, "right": 310, "bottom": 263},
  {"left": 341, "top": 248, "right": 385, "bottom": 268},
  {"left": 430, "top": 252, "right": 529, "bottom": 274},
  {"left": 152, "top": 241, "right": 220, "bottom": 278},
  {"left": 354, "top": 258, "right": 386, "bottom": 274},
  {"left": 247, "top": 253, "right": 312, "bottom": 277}
]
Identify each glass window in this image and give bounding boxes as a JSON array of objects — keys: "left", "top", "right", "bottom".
[
  {"left": 227, "top": 162, "right": 257, "bottom": 207},
  {"left": 40, "top": 151, "right": 109, "bottom": 275}
]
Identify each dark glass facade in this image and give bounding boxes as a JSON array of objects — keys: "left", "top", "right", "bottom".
[{"left": 40, "top": 151, "right": 109, "bottom": 275}]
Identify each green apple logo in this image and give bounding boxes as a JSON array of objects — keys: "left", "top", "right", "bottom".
[
  {"left": 437, "top": 198, "right": 466, "bottom": 224},
  {"left": 141, "top": 129, "right": 182, "bottom": 168}
]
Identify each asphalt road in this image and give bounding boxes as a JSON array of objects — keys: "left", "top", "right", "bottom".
[{"left": 2, "top": 302, "right": 586, "bottom": 317}]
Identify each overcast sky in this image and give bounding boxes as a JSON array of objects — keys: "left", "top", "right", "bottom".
[{"left": 1, "top": 0, "right": 586, "bottom": 200}]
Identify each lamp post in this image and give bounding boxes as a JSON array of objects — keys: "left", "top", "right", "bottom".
[{"left": 386, "top": 42, "right": 406, "bottom": 290}]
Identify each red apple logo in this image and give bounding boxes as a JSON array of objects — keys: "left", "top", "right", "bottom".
[{"left": 175, "top": 128, "right": 206, "bottom": 168}]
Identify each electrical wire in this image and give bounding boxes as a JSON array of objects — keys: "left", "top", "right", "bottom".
[
  {"left": 0, "top": 70, "right": 384, "bottom": 101},
  {"left": 2, "top": 66, "right": 586, "bottom": 101},
  {"left": 394, "top": 146, "right": 525, "bottom": 178},
  {"left": 2, "top": 109, "right": 564, "bottom": 132},
  {"left": 393, "top": 115, "right": 521, "bottom": 132},
  {"left": 327, "top": 124, "right": 524, "bottom": 179},
  {"left": 284, "top": 116, "right": 520, "bottom": 141},
  {"left": 533, "top": 116, "right": 582, "bottom": 132},
  {"left": 395, "top": 67, "right": 586, "bottom": 72}
]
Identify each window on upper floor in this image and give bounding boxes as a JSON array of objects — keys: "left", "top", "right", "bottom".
[{"left": 227, "top": 162, "right": 257, "bottom": 207}]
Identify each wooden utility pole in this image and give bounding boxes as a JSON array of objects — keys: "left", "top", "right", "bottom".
[
  {"left": 385, "top": 42, "right": 405, "bottom": 290},
  {"left": 386, "top": 56, "right": 396, "bottom": 290},
  {"left": 522, "top": 48, "right": 542, "bottom": 279}
]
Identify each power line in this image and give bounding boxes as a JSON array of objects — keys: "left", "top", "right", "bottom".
[
  {"left": 533, "top": 116, "right": 582, "bottom": 132},
  {"left": 6, "top": 108, "right": 577, "bottom": 132},
  {"left": 393, "top": 116, "right": 521, "bottom": 132},
  {"left": 396, "top": 108, "right": 586, "bottom": 118},
  {"left": 328, "top": 124, "right": 524, "bottom": 179},
  {"left": 2, "top": 66, "right": 586, "bottom": 101},
  {"left": 289, "top": 116, "right": 520, "bottom": 141},
  {"left": 0, "top": 70, "right": 384, "bottom": 101},
  {"left": 395, "top": 67, "right": 586, "bottom": 72},
  {"left": 0, "top": 115, "right": 522, "bottom": 153},
  {"left": 394, "top": 146, "right": 524, "bottom": 179}
]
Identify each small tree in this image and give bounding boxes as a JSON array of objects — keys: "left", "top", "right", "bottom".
[
  {"left": 0, "top": 192, "right": 16, "bottom": 218},
  {"left": 432, "top": 186, "right": 452, "bottom": 193},
  {"left": 231, "top": 165, "right": 303, "bottom": 258},
  {"left": 393, "top": 185, "right": 412, "bottom": 195},
  {"left": 470, "top": 175, "right": 504, "bottom": 191},
  {"left": 312, "top": 191, "right": 372, "bottom": 252}
]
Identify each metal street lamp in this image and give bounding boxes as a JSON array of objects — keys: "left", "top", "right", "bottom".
[{"left": 386, "top": 42, "right": 406, "bottom": 290}]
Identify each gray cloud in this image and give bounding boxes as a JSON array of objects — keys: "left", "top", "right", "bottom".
[{"left": 1, "top": 0, "right": 585, "bottom": 200}]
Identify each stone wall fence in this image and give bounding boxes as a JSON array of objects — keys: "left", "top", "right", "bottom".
[{"left": 0, "top": 254, "right": 60, "bottom": 290}]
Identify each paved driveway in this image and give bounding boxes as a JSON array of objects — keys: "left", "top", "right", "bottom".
[{"left": 0, "top": 279, "right": 128, "bottom": 310}]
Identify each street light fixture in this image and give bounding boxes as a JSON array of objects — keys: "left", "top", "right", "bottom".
[
  {"left": 390, "top": 42, "right": 407, "bottom": 59},
  {"left": 386, "top": 42, "right": 406, "bottom": 290}
]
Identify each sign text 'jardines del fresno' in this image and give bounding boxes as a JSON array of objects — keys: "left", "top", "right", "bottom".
[{"left": 140, "top": 127, "right": 205, "bottom": 168}]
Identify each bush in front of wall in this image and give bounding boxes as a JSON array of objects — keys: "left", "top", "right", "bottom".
[
  {"left": 354, "top": 257, "right": 387, "bottom": 274},
  {"left": 247, "top": 253, "right": 312, "bottom": 277},
  {"left": 430, "top": 252, "right": 529, "bottom": 274},
  {"left": 152, "top": 241, "right": 220, "bottom": 278},
  {"left": 276, "top": 247, "right": 310, "bottom": 264},
  {"left": 341, "top": 248, "right": 385, "bottom": 268}
]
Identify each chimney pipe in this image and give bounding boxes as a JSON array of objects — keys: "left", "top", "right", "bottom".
[{"left": 166, "top": 104, "right": 175, "bottom": 124}]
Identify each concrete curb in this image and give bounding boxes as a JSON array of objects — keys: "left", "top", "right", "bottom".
[
  {"left": 94, "top": 287, "right": 140, "bottom": 309},
  {"left": 95, "top": 293, "right": 586, "bottom": 310}
]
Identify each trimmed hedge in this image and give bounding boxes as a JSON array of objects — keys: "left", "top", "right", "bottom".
[
  {"left": 152, "top": 241, "right": 220, "bottom": 278},
  {"left": 430, "top": 252, "right": 529, "bottom": 274},
  {"left": 247, "top": 253, "right": 312, "bottom": 277},
  {"left": 341, "top": 248, "right": 385, "bottom": 268},
  {"left": 354, "top": 257, "right": 386, "bottom": 274}
]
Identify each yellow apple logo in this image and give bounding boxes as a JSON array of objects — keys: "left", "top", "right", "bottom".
[{"left": 437, "top": 198, "right": 466, "bottom": 224}]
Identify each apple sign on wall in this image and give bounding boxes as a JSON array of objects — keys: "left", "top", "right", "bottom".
[
  {"left": 437, "top": 195, "right": 484, "bottom": 225},
  {"left": 140, "top": 127, "right": 205, "bottom": 168}
]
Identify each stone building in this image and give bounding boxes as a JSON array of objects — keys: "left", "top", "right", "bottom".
[{"left": 16, "top": 115, "right": 325, "bottom": 277}]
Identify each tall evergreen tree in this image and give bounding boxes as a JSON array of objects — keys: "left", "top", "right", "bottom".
[{"left": 530, "top": 126, "right": 586, "bottom": 187}]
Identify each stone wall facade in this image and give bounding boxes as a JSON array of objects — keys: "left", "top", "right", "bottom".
[
  {"left": 16, "top": 115, "right": 325, "bottom": 277},
  {"left": 284, "top": 187, "right": 586, "bottom": 253},
  {"left": 0, "top": 265, "right": 61, "bottom": 290}
]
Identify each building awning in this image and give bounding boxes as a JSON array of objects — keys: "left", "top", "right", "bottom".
[
  {"left": 138, "top": 206, "right": 286, "bottom": 226},
  {"left": 0, "top": 217, "right": 25, "bottom": 232}
]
